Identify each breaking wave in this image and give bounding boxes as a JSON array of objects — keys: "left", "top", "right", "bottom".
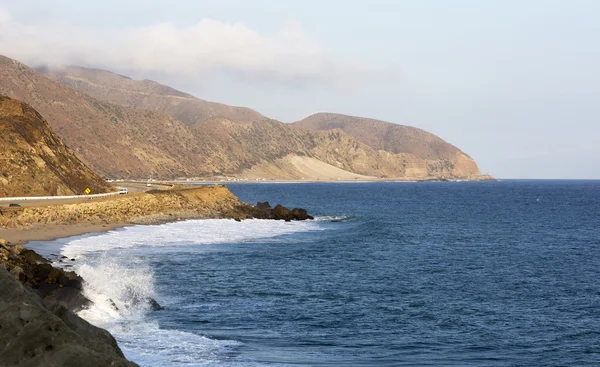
[{"left": 58, "top": 218, "right": 325, "bottom": 366}]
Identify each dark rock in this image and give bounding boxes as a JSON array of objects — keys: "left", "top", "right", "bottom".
[
  {"left": 1, "top": 246, "right": 91, "bottom": 313},
  {"left": 256, "top": 201, "right": 271, "bottom": 210},
  {"left": 0, "top": 268, "right": 139, "bottom": 366},
  {"left": 290, "top": 208, "right": 311, "bottom": 220},
  {"left": 148, "top": 298, "right": 165, "bottom": 311},
  {"left": 122, "top": 286, "right": 164, "bottom": 311},
  {"left": 34, "top": 263, "right": 62, "bottom": 284},
  {"left": 37, "top": 283, "right": 91, "bottom": 312},
  {"left": 109, "top": 299, "right": 119, "bottom": 311},
  {"left": 10, "top": 265, "right": 26, "bottom": 282},
  {"left": 242, "top": 202, "right": 314, "bottom": 221},
  {"left": 8, "top": 253, "right": 19, "bottom": 261},
  {"left": 20, "top": 249, "right": 49, "bottom": 265},
  {"left": 234, "top": 217, "right": 242, "bottom": 222},
  {"left": 272, "top": 204, "right": 292, "bottom": 219}
]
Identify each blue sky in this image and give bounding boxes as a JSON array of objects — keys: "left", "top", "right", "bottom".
[{"left": 1, "top": 0, "right": 599, "bottom": 178}]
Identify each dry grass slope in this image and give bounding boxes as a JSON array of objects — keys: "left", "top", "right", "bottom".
[
  {"left": 294, "top": 113, "right": 483, "bottom": 178},
  {"left": 0, "top": 55, "right": 488, "bottom": 180},
  {"left": 0, "top": 96, "right": 111, "bottom": 197},
  {"left": 44, "top": 66, "right": 265, "bottom": 125}
]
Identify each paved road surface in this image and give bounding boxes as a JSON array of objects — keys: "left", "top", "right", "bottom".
[{"left": 0, "top": 182, "right": 161, "bottom": 209}]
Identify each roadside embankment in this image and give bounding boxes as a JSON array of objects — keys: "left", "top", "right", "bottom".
[
  {"left": 0, "top": 185, "right": 313, "bottom": 244},
  {"left": 0, "top": 185, "right": 242, "bottom": 229}
]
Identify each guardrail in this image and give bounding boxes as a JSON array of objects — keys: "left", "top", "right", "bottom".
[{"left": 0, "top": 191, "right": 122, "bottom": 202}]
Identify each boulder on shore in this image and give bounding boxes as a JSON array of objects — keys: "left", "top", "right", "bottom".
[
  {"left": 0, "top": 241, "right": 90, "bottom": 312},
  {"left": 230, "top": 202, "right": 314, "bottom": 221}
]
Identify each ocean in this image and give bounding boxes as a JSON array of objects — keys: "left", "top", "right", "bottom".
[{"left": 33, "top": 180, "right": 600, "bottom": 366}]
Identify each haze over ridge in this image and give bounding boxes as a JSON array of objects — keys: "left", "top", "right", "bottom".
[{"left": 1, "top": 1, "right": 598, "bottom": 178}]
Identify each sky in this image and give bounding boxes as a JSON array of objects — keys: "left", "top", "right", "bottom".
[{"left": 1, "top": 0, "right": 599, "bottom": 178}]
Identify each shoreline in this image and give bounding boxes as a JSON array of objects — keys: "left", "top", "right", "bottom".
[
  {"left": 164, "top": 176, "right": 495, "bottom": 185},
  {"left": 0, "top": 185, "right": 316, "bottom": 247},
  {"left": 0, "top": 221, "right": 131, "bottom": 245},
  {"left": 0, "top": 185, "right": 316, "bottom": 366}
]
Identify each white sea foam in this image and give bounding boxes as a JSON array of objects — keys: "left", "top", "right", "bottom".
[
  {"left": 313, "top": 215, "right": 355, "bottom": 222},
  {"left": 76, "top": 257, "right": 155, "bottom": 324},
  {"left": 62, "top": 218, "right": 322, "bottom": 259},
  {"left": 59, "top": 218, "right": 325, "bottom": 366}
]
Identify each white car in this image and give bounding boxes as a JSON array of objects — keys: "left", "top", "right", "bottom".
[{"left": 119, "top": 188, "right": 128, "bottom": 195}]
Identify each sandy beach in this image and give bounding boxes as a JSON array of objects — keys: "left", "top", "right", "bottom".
[{"left": 0, "top": 222, "right": 129, "bottom": 245}]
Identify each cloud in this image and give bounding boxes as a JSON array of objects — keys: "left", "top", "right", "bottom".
[{"left": 0, "top": 9, "right": 371, "bottom": 87}]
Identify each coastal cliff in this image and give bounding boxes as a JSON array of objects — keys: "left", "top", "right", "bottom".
[
  {"left": 0, "top": 96, "right": 111, "bottom": 197},
  {"left": 294, "top": 113, "right": 486, "bottom": 179}
]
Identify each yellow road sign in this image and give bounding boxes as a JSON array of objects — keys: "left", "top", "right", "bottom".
[{"left": 84, "top": 188, "right": 91, "bottom": 195}]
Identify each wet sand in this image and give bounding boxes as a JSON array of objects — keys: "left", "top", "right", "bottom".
[{"left": 0, "top": 222, "right": 129, "bottom": 245}]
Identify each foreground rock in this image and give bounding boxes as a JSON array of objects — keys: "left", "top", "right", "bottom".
[
  {"left": 0, "top": 266, "right": 138, "bottom": 367},
  {"left": 1, "top": 239, "right": 90, "bottom": 312},
  {"left": 224, "top": 201, "right": 314, "bottom": 222}
]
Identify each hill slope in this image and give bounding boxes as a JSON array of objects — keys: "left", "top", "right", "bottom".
[
  {"left": 187, "top": 118, "right": 429, "bottom": 179},
  {"left": 0, "top": 96, "right": 111, "bottom": 197},
  {"left": 1, "top": 55, "right": 487, "bottom": 180},
  {"left": 44, "top": 66, "right": 265, "bottom": 125},
  {"left": 294, "top": 113, "right": 483, "bottom": 178},
  {"left": 0, "top": 55, "right": 206, "bottom": 178}
]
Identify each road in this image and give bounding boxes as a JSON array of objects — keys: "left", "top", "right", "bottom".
[{"left": 0, "top": 182, "right": 160, "bottom": 209}]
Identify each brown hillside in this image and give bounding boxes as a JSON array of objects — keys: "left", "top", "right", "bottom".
[
  {"left": 0, "top": 96, "right": 111, "bottom": 197},
  {"left": 0, "top": 55, "right": 205, "bottom": 178},
  {"left": 294, "top": 113, "right": 482, "bottom": 178},
  {"left": 188, "top": 119, "right": 439, "bottom": 179},
  {"left": 1, "top": 55, "right": 487, "bottom": 180},
  {"left": 44, "top": 66, "right": 265, "bottom": 125}
]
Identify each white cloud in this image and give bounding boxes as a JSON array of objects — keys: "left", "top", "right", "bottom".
[
  {"left": 0, "top": 8, "right": 371, "bottom": 87},
  {"left": 0, "top": 8, "right": 10, "bottom": 23}
]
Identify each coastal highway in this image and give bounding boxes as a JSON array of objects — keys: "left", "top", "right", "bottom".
[{"left": 0, "top": 182, "right": 162, "bottom": 209}]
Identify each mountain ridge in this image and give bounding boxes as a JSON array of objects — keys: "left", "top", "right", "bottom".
[
  {"left": 0, "top": 55, "right": 489, "bottom": 181},
  {"left": 44, "top": 65, "right": 265, "bottom": 126}
]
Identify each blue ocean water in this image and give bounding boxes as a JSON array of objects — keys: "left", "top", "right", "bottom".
[{"left": 45, "top": 180, "right": 600, "bottom": 366}]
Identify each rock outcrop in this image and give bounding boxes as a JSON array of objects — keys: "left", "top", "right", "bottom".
[
  {"left": 0, "top": 185, "right": 314, "bottom": 229},
  {"left": 0, "top": 239, "right": 90, "bottom": 312},
  {"left": 0, "top": 256, "right": 138, "bottom": 367},
  {"left": 225, "top": 201, "right": 314, "bottom": 222},
  {"left": 0, "top": 96, "right": 111, "bottom": 197}
]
